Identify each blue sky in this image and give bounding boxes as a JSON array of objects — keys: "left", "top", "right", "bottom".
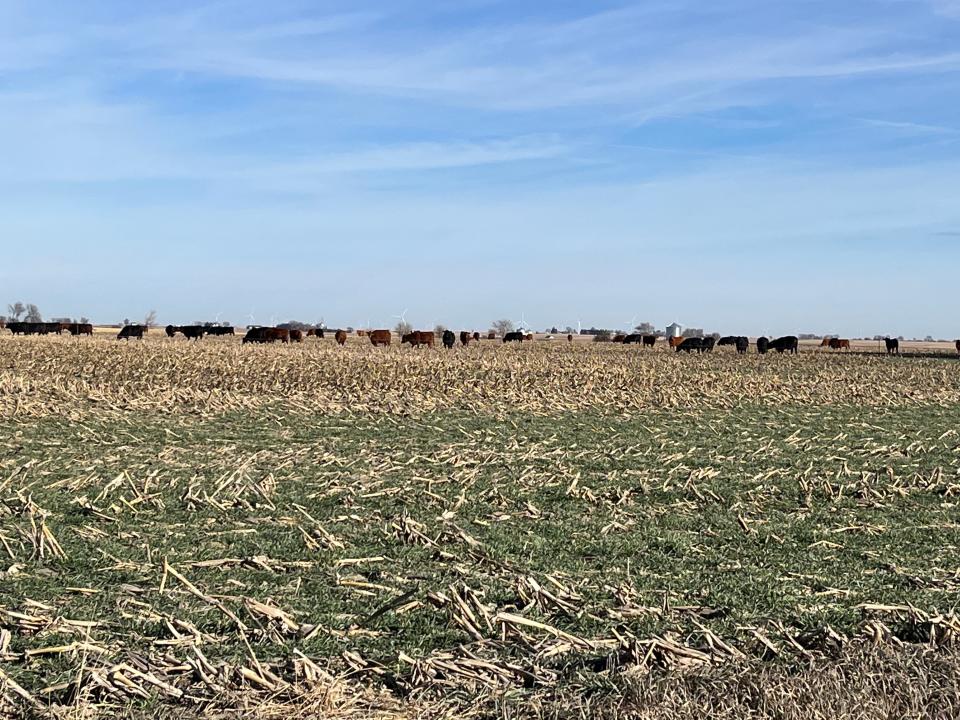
[{"left": 1, "top": 0, "right": 959, "bottom": 336}]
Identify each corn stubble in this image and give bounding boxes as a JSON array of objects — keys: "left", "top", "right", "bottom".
[{"left": 0, "top": 335, "right": 959, "bottom": 718}]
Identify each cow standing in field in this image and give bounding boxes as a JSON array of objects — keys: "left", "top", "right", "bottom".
[
  {"left": 613, "top": 334, "right": 626, "bottom": 343},
  {"left": 442, "top": 330, "right": 456, "bottom": 349},
  {"left": 335, "top": 329, "right": 347, "bottom": 346},
  {"left": 369, "top": 330, "right": 391, "bottom": 347},
  {"left": 756, "top": 337, "right": 769, "bottom": 354},
  {"left": 165, "top": 325, "right": 177, "bottom": 338},
  {"left": 402, "top": 331, "right": 435, "bottom": 347},
  {"left": 568, "top": 334, "right": 573, "bottom": 342},
  {"left": 828, "top": 338, "right": 851, "bottom": 351},
  {"left": 503, "top": 331, "right": 524, "bottom": 343},
  {"left": 642, "top": 335, "right": 657, "bottom": 348},
  {"left": 242, "top": 327, "right": 290, "bottom": 344},
  {"left": 668, "top": 336, "right": 685, "bottom": 349},
  {"left": 701, "top": 337, "right": 717, "bottom": 352},
  {"left": 676, "top": 337, "right": 704, "bottom": 353},
  {"left": 289, "top": 329, "right": 304, "bottom": 343},
  {"left": 460, "top": 331, "right": 472, "bottom": 346},
  {"left": 885, "top": 338, "right": 900, "bottom": 355},
  {"left": 956, "top": 340, "right": 960, "bottom": 356},
  {"left": 206, "top": 326, "right": 235, "bottom": 336},
  {"left": 117, "top": 325, "right": 147, "bottom": 340},
  {"left": 473, "top": 332, "right": 481, "bottom": 342},
  {"left": 67, "top": 323, "right": 93, "bottom": 336},
  {"left": 623, "top": 334, "right": 642, "bottom": 345},
  {"left": 735, "top": 337, "right": 749, "bottom": 354},
  {"left": 769, "top": 336, "right": 799, "bottom": 354}
]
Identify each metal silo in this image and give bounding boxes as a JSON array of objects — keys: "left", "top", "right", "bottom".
[{"left": 666, "top": 322, "right": 682, "bottom": 338}]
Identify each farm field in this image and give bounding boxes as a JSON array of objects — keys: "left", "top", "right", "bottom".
[{"left": 2, "top": 335, "right": 960, "bottom": 718}]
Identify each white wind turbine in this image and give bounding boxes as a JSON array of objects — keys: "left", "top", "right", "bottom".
[{"left": 392, "top": 308, "right": 409, "bottom": 331}]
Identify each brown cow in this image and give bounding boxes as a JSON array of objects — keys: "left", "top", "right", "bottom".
[
  {"left": 369, "top": 330, "right": 391, "bottom": 346},
  {"left": 289, "top": 329, "right": 304, "bottom": 343},
  {"left": 612, "top": 334, "right": 626, "bottom": 343},
  {"left": 828, "top": 338, "right": 851, "bottom": 351},
  {"left": 402, "top": 331, "right": 434, "bottom": 347},
  {"left": 473, "top": 332, "right": 480, "bottom": 342},
  {"left": 668, "top": 336, "right": 685, "bottom": 349},
  {"left": 567, "top": 334, "right": 573, "bottom": 342},
  {"left": 460, "top": 331, "right": 471, "bottom": 346},
  {"left": 335, "top": 329, "right": 347, "bottom": 346},
  {"left": 820, "top": 338, "right": 832, "bottom": 348},
  {"left": 525, "top": 333, "right": 533, "bottom": 341},
  {"left": 487, "top": 331, "right": 496, "bottom": 340},
  {"left": 67, "top": 323, "right": 93, "bottom": 336}
]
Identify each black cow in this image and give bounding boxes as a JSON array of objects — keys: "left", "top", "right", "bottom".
[
  {"left": 623, "top": 333, "right": 643, "bottom": 345},
  {"left": 769, "top": 336, "right": 799, "bottom": 354},
  {"left": 442, "top": 330, "right": 456, "bottom": 349},
  {"left": 676, "top": 337, "right": 704, "bottom": 353},
  {"left": 756, "top": 337, "right": 769, "bottom": 355},
  {"left": 884, "top": 338, "right": 899, "bottom": 355},
  {"left": 642, "top": 335, "right": 657, "bottom": 348},
  {"left": 700, "top": 337, "right": 717, "bottom": 353},
  {"left": 735, "top": 336, "right": 749, "bottom": 354},
  {"left": 117, "top": 325, "right": 146, "bottom": 340},
  {"left": 503, "top": 331, "right": 525, "bottom": 343},
  {"left": 206, "top": 326, "right": 236, "bottom": 336}
]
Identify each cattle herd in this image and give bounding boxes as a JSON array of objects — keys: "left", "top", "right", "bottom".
[{"left": 0, "top": 320, "right": 956, "bottom": 356}]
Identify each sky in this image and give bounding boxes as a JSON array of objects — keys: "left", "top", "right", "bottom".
[{"left": 1, "top": 0, "right": 959, "bottom": 337}]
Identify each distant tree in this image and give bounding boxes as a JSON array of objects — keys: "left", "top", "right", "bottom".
[
  {"left": 24, "top": 304, "right": 42, "bottom": 323},
  {"left": 634, "top": 321, "right": 656, "bottom": 334},
  {"left": 492, "top": 319, "right": 514, "bottom": 337},
  {"left": 144, "top": 310, "right": 158, "bottom": 327},
  {"left": 564, "top": 326, "right": 575, "bottom": 335},
  {"left": 7, "top": 302, "right": 25, "bottom": 321},
  {"left": 925, "top": 335, "right": 934, "bottom": 342},
  {"left": 549, "top": 327, "right": 558, "bottom": 334},
  {"left": 593, "top": 330, "right": 612, "bottom": 342},
  {"left": 123, "top": 318, "right": 130, "bottom": 326},
  {"left": 80, "top": 317, "right": 89, "bottom": 324},
  {"left": 682, "top": 327, "right": 704, "bottom": 338},
  {"left": 433, "top": 324, "right": 447, "bottom": 338},
  {"left": 395, "top": 321, "right": 413, "bottom": 335}
]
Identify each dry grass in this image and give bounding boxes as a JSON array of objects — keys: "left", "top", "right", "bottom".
[{"left": 1, "top": 334, "right": 959, "bottom": 718}]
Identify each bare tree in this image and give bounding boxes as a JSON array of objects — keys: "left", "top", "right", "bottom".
[
  {"left": 433, "top": 324, "right": 447, "bottom": 338},
  {"left": 492, "top": 319, "right": 514, "bottom": 337},
  {"left": 394, "top": 320, "right": 413, "bottom": 335},
  {"left": 144, "top": 310, "right": 158, "bottom": 327},
  {"left": 24, "top": 304, "right": 42, "bottom": 323},
  {"left": 8, "top": 302, "right": 25, "bottom": 321}
]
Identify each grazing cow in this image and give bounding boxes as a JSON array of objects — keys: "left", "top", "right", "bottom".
[
  {"left": 828, "top": 338, "right": 851, "bottom": 351},
  {"left": 242, "top": 327, "right": 290, "bottom": 344},
  {"left": 335, "top": 329, "right": 347, "bottom": 346},
  {"left": 165, "top": 325, "right": 177, "bottom": 338},
  {"left": 182, "top": 325, "right": 205, "bottom": 340},
  {"left": 442, "top": 330, "right": 456, "bottom": 349},
  {"left": 884, "top": 338, "right": 900, "bottom": 355},
  {"left": 205, "top": 326, "right": 235, "bottom": 336},
  {"left": 756, "top": 336, "right": 770, "bottom": 355},
  {"left": 612, "top": 334, "right": 626, "bottom": 343},
  {"left": 66, "top": 323, "right": 93, "bottom": 336},
  {"left": 676, "top": 337, "right": 704, "bottom": 353},
  {"left": 503, "top": 331, "right": 524, "bottom": 343},
  {"left": 623, "top": 334, "right": 642, "bottom": 344},
  {"left": 769, "top": 336, "right": 799, "bottom": 354},
  {"left": 568, "top": 334, "right": 573, "bottom": 342},
  {"left": 473, "top": 332, "right": 481, "bottom": 342},
  {"left": 369, "top": 329, "right": 392, "bottom": 347},
  {"left": 525, "top": 333, "right": 534, "bottom": 341},
  {"left": 820, "top": 338, "right": 833, "bottom": 348},
  {"left": 718, "top": 336, "right": 739, "bottom": 347},
  {"left": 460, "top": 331, "right": 472, "bottom": 346},
  {"left": 642, "top": 335, "right": 657, "bottom": 348},
  {"left": 117, "top": 325, "right": 146, "bottom": 340},
  {"left": 700, "top": 337, "right": 717, "bottom": 353},
  {"left": 306, "top": 328, "right": 325, "bottom": 339},
  {"left": 668, "top": 336, "right": 686, "bottom": 349},
  {"left": 289, "top": 329, "right": 304, "bottom": 343},
  {"left": 735, "top": 337, "right": 749, "bottom": 354}
]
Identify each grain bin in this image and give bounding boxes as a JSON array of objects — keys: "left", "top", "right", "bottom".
[{"left": 666, "top": 322, "right": 682, "bottom": 338}]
